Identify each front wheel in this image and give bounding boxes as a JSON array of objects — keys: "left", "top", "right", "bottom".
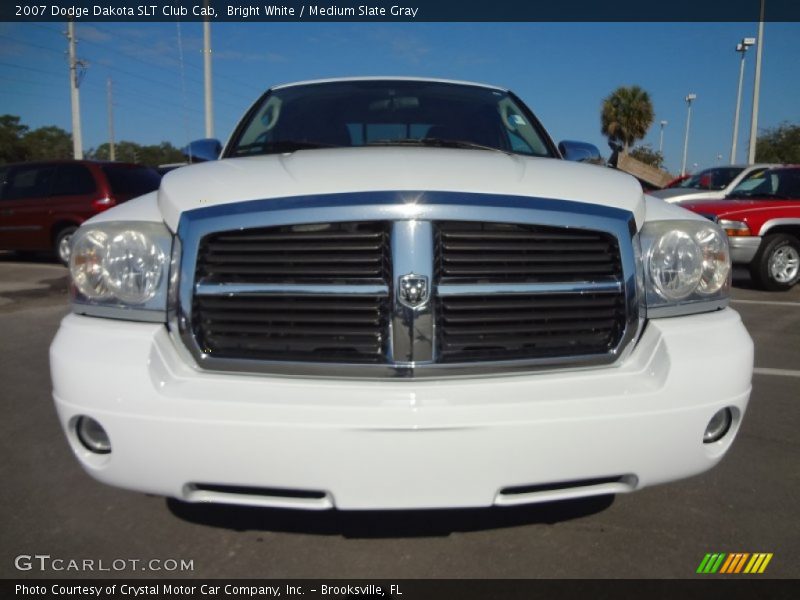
[
  {"left": 54, "top": 226, "right": 78, "bottom": 266},
  {"left": 750, "top": 233, "right": 800, "bottom": 291}
]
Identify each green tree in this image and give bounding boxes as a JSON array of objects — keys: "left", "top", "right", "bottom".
[
  {"left": 0, "top": 114, "right": 30, "bottom": 164},
  {"left": 22, "top": 126, "right": 73, "bottom": 161},
  {"left": 601, "top": 86, "right": 655, "bottom": 153},
  {"left": 89, "top": 141, "right": 185, "bottom": 167},
  {"left": 755, "top": 123, "right": 800, "bottom": 163},
  {"left": 629, "top": 145, "right": 665, "bottom": 169}
]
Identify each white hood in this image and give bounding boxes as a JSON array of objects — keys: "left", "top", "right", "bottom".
[{"left": 157, "top": 147, "right": 646, "bottom": 230}]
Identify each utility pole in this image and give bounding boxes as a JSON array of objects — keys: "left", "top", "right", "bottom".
[
  {"left": 748, "top": 0, "right": 766, "bottom": 164},
  {"left": 203, "top": 7, "right": 214, "bottom": 138},
  {"left": 681, "top": 94, "right": 696, "bottom": 177},
  {"left": 67, "top": 20, "right": 83, "bottom": 159},
  {"left": 106, "top": 77, "right": 115, "bottom": 161},
  {"left": 659, "top": 120, "right": 667, "bottom": 155},
  {"left": 731, "top": 37, "right": 756, "bottom": 164}
]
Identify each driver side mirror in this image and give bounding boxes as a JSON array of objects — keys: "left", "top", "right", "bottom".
[
  {"left": 558, "top": 140, "right": 604, "bottom": 164},
  {"left": 182, "top": 138, "right": 222, "bottom": 163}
]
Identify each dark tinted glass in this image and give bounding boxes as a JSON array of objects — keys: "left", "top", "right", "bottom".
[
  {"left": 684, "top": 167, "right": 743, "bottom": 190},
  {"left": 773, "top": 169, "right": 800, "bottom": 198},
  {"left": 100, "top": 164, "right": 161, "bottom": 198},
  {"left": 51, "top": 164, "right": 97, "bottom": 196},
  {"left": 2, "top": 165, "right": 55, "bottom": 200},
  {"left": 0, "top": 167, "right": 8, "bottom": 200},
  {"left": 230, "top": 80, "right": 554, "bottom": 158}
]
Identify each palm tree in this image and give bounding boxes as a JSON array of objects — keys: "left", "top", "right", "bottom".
[{"left": 601, "top": 86, "right": 655, "bottom": 153}]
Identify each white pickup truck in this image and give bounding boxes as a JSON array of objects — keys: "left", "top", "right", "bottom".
[{"left": 50, "top": 78, "right": 752, "bottom": 510}]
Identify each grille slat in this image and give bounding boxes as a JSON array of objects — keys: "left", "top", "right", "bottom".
[
  {"left": 441, "top": 264, "right": 618, "bottom": 276},
  {"left": 201, "top": 311, "right": 383, "bottom": 325},
  {"left": 443, "top": 253, "right": 614, "bottom": 263}
]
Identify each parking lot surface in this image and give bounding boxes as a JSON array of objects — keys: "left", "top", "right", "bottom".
[{"left": 1, "top": 255, "right": 798, "bottom": 579}]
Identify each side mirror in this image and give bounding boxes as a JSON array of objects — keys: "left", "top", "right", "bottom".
[
  {"left": 182, "top": 138, "right": 222, "bottom": 163},
  {"left": 558, "top": 140, "right": 604, "bottom": 164}
]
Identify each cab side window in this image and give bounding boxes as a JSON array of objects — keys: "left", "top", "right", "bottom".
[
  {"left": 2, "top": 165, "right": 55, "bottom": 200},
  {"left": 51, "top": 164, "right": 97, "bottom": 196},
  {"left": 0, "top": 167, "right": 8, "bottom": 200}
]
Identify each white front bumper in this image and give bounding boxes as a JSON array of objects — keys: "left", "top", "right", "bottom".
[{"left": 50, "top": 309, "right": 753, "bottom": 510}]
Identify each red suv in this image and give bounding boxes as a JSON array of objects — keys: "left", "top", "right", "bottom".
[
  {"left": 0, "top": 160, "right": 161, "bottom": 263},
  {"left": 681, "top": 166, "right": 800, "bottom": 290}
]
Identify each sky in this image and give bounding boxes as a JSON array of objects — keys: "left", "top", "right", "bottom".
[{"left": 0, "top": 20, "right": 798, "bottom": 174}]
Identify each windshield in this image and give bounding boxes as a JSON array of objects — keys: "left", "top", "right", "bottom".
[
  {"left": 227, "top": 80, "right": 555, "bottom": 158},
  {"left": 679, "top": 167, "right": 743, "bottom": 190},
  {"left": 728, "top": 168, "right": 800, "bottom": 199}
]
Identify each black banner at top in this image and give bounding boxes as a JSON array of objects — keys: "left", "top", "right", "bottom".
[{"left": 3, "top": 0, "right": 800, "bottom": 23}]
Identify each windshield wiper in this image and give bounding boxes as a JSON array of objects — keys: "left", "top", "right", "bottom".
[
  {"left": 366, "top": 137, "right": 511, "bottom": 154},
  {"left": 231, "top": 140, "right": 339, "bottom": 156}
]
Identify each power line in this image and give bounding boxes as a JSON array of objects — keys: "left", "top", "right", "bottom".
[{"left": 0, "top": 31, "right": 252, "bottom": 109}]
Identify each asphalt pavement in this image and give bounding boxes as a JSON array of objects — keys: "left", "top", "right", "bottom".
[{"left": 0, "top": 253, "right": 797, "bottom": 579}]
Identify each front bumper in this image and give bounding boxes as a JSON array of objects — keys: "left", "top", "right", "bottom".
[
  {"left": 50, "top": 309, "right": 753, "bottom": 510},
  {"left": 729, "top": 236, "right": 762, "bottom": 264}
]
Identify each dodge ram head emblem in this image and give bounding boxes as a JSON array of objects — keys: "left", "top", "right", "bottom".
[{"left": 398, "top": 274, "right": 429, "bottom": 308}]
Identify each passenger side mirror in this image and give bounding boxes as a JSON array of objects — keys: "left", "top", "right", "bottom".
[
  {"left": 558, "top": 140, "right": 604, "bottom": 164},
  {"left": 182, "top": 138, "right": 222, "bottom": 163}
]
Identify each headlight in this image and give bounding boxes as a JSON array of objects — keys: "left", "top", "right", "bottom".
[
  {"left": 69, "top": 222, "right": 173, "bottom": 321},
  {"left": 640, "top": 220, "right": 731, "bottom": 317},
  {"left": 718, "top": 219, "right": 751, "bottom": 237}
]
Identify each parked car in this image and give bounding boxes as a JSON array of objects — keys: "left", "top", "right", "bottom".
[
  {"left": 651, "top": 164, "right": 776, "bottom": 203},
  {"left": 662, "top": 174, "right": 691, "bottom": 189},
  {"left": 681, "top": 165, "right": 800, "bottom": 290},
  {"left": 0, "top": 160, "right": 161, "bottom": 263},
  {"left": 50, "top": 78, "right": 752, "bottom": 511}
]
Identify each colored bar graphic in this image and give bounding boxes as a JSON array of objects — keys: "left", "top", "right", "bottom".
[
  {"left": 710, "top": 553, "right": 726, "bottom": 573},
  {"left": 719, "top": 554, "right": 736, "bottom": 574},
  {"left": 700, "top": 552, "right": 773, "bottom": 574},
  {"left": 734, "top": 553, "right": 750, "bottom": 573},
  {"left": 744, "top": 554, "right": 761, "bottom": 573},
  {"left": 758, "top": 554, "right": 773, "bottom": 573},
  {"left": 697, "top": 554, "right": 713, "bottom": 574}
]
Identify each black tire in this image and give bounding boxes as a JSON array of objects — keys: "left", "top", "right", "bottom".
[
  {"left": 54, "top": 225, "right": 78, "bottom": 266},
  {"left": 750, "top": 233, "right": 800, "bottom": 291}
]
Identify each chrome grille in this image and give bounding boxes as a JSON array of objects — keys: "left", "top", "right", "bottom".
[
  {"left": 174, "top": 192, "right": 639, "bottom": 378},
  {"left": 436, "top": 221, "right": 621, "bottom": 283},
  {"left": 192, "top": 294, "right": 389, "bottom": 363},
  {"left": 437, "top": 292, "right": 626, "bottom": 363},
  {"left": 191, "top": 221, "right": 391, "bottom": 364},
  {"left": 435, "top": 221, "right": 625, "bottom": 363},
  {"left": 196, "top": 221, "right": 390, "bottom": 283}
]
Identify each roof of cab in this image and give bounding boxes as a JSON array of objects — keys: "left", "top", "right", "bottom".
[{"left": 271, "top": 76, "right": 507, "bottom": 92}]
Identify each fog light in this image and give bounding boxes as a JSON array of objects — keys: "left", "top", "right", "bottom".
[
  {"left": 76, "top": 416, "right": 112, "bottom": 454},
  {"left": 703, "top": 408, "right": 733, "bottom": 444}
]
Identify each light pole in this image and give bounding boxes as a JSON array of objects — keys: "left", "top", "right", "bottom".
[
  {"left": 659, "top": 120, "right": 667, "bottom": 155},
  {"left": 747, "top": 0, "right": 766, "bottom": 164},
  {"left": 731, "top": 37, "right": 755, "bottom": 164},
  {"left": 681, "top": 94, "right": 696, "bottom": 177}
]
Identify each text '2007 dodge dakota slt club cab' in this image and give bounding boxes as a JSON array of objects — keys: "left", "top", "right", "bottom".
[{"left": 50, "top": 78, "right": 753, "bottom": 510}]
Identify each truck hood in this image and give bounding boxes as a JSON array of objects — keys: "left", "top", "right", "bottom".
[{"left": 156, "top": 147, "right": 645, "bottom": 231}]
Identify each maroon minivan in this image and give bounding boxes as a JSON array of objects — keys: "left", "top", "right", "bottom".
[{"left": 0, "top": 160, "right": 161, "bottom": 263}]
